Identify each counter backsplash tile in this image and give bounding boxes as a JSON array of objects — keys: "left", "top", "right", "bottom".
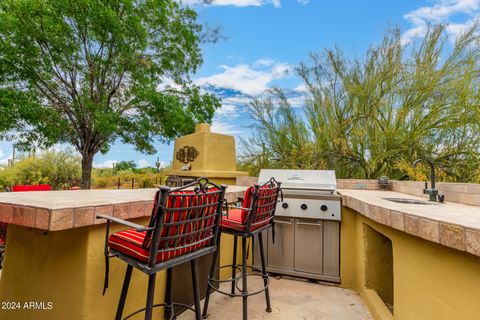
[
  {"left": 113, "top": 204, "right": 130, "bottom": 220},
  {"left": 439, "top": 223, "right": 466, "bottom": 251},
  {"left": 50, "top": 209, "right": 74, "bottom": 231},
  {"left": 35, "top": 208, "right": 50, "bottom": 230},
  {"left": 94, "top": 205, "right": 114, "bottom": 224},
  {"left": 418, "top": 218, "right": 440, "bottom": 243},
  {"left": 390, "top": 211, "right": 405, "bottom": 231},
  {"left": 466, "top": 229, "right": 480, "bottom": 256},
  {"left": 241, "top": 177, "right": 480, "bottom": 206},
  {"left": 129, "top": 202, "right": 146, "bottom": 218},
  {"left": 74, "top": 207, "right": 95, "bottom": 227},
  {"left": 404, "top": 214, "right": 420, "bottom": 237},
  {"left": 0, "top": 204, "right": 14, "bottom": 224},
  {"left": 336, "top": 179, "right": 480, "bottom": 207}
]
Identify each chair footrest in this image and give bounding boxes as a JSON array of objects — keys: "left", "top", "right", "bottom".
[
  {"left": 123, "top": 302, "right": 194, "bottom": 320},
  {"left": 207, "top": 264, "right": 270, "bottom": 298}
]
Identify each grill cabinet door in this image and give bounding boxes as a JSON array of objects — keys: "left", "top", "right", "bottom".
[
  {"left": 294, "top": 219, "right": 323, "bottom": 274},
  {"left": 267, "top": 218, "right": 294, "bottom": 270}
]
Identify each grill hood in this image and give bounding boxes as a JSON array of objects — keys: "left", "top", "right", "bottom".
[{"left": 258, "top": 169, "right": 337, "bottom": 192}]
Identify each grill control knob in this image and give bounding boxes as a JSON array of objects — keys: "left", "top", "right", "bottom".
[
  {"left": 320, "top": 205, "right": 328, "bottom": 211},
  {"left": 300, "top": 203, "right": 308, "bottom": 210},
  {"left": 281, "top": 202, "right": 289, "bottom": 209}
]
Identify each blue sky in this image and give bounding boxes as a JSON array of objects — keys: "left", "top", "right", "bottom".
[{"left": 1, "top": 0, "right": 479, "bottom": 168}]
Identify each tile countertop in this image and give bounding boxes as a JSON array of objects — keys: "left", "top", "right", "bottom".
[
  {"left": 338, "top": 189, "right": 480, "bottom": 257},
  {"left": 0, "top": 186, "right": 247, "bottom": 231}
]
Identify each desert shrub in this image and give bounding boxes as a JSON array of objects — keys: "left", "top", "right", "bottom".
[
  {"left": 0, "top": 149, "right": 82, "bottom": 189},
  {"left": 91, "top": 169, "right": 163, "bottom": 189}
]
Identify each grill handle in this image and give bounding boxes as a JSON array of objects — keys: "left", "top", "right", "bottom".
[
  {"left": 274, "top": 220, "right": 293, "bottom": 225},
  {"left": 296, "top": 221, "right": 322, "bottom": 227}
]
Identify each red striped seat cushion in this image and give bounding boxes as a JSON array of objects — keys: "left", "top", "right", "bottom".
[
  {"left": 220, "top": 208, "right": 244, "bottom": 231},
  {"left": 220, "top": 208, "right": 271, "bottom": 232},
  {"left": 108, "top": 229, "right": 210, "bottom": 263}
]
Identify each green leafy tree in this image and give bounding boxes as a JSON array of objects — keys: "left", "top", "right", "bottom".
[
  {"left": 0, "top": 0, "right": 220, "bottom": 188},
  {"left": 115, "top": 160, "right": 136, "bottom": 172}
]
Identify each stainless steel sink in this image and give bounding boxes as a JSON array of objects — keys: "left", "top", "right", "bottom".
[{"left": 383, "top": 198, "right": 435, "bottom": 205}]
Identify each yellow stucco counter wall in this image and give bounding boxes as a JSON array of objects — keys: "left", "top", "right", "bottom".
[
  {"left": 340, "top": 206, "right": 480, "bottom": 320},
  {"left": 0, "top": 223, "right": 243, "bottom": 320},
  {"left": 0, "top": 219, "right": 169, "bottom": 320},
  {"left": 0, "top": 187, "right": 248, "bottom": 320}
]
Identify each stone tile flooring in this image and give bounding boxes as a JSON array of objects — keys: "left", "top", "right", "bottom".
[{"left": 178, "top": 276, "right": 372, "bottom": 320}]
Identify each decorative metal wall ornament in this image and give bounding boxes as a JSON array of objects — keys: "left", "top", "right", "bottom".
[{"left": 176, "top": 146, "right": 199, "bottom": 164}]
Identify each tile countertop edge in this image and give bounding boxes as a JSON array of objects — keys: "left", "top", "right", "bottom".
[
  {"left": 0, "top": 187, "right": 247, "bottom": 232},
  {"left": 338, "top": 189, "right": 480, "bottom": 258}
]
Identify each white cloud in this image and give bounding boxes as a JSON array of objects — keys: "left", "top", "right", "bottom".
[
  {"left": 253, "top": 58, "right": 275, "bottom": 67},
  {"left": 215, "top": 104, "right": 240, "bottom": 118},
  {"left": 222, "top": 95, "right": 251, "bottom": 105},
  {"left": 94, "top": 159, "right": 117, "bottom": 168},
  {"left": 0, "top": 147, "right": 4, "bottom": 159},
  {"left": 196, "top": 59, "right": 293, "bottom": 95},
  {"left": 297, "top": 0, "right": 309, "bottom": 5},
  {"left": 138, "top": 159, "right": 150, "bottom": 168},
  {"left": 183, "top": 0, "right": 281, "bottom": 7},
  {"left": 211, "top": 120, "right": 243, "bottom": 135},
  {"left": 402, "top": 0, "right": 480, "bottom": 44}
]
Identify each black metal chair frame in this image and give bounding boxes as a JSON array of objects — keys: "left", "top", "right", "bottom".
[
  {"left": 0, "top": 223, "right": 6, "bottom": 255},
  {"left": 98, "top": 177, "right": 227, "bottom": 320},
  {"left": 0, "top": 238, "right": 5, "bottom": 269},
  {"left": 202, "top": 178, "right": 282, "bottom": 320},
  {"left": 0, "top": 188, "right": 12, "bottom": 269}
]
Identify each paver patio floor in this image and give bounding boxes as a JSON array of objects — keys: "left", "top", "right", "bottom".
[{"left": 178, "top": 276, "right": 372, "bottom": 320}]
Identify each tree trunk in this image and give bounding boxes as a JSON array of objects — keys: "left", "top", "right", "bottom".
[{"left": 81, "top": 154, "right": 94, "bottom": 189}]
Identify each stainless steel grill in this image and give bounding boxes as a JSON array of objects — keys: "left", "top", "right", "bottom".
[{"left": 254, "top": 169, "right": 342, "bottom": 283}]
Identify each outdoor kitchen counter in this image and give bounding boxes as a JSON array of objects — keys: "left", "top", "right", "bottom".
[
  {"left": 338, "top": 189, "right": 480, "bottom": 320},
  {"left": 0, "top": 186, "right": 247, "bottom": 320},
  {"left": 0, "top": 186, "right": 247, "bottom": 231},
  {"left": 338, "top": 189, "right": 480, "bottom": 257}
]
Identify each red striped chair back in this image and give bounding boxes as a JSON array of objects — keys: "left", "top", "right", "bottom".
[
  {"left": 244, "top": 178, "right": 282, "bottom": 232},
  {"left": 143, "top": 179, "right": 226, "bottom": 266}
]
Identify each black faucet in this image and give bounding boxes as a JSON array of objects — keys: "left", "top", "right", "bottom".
[{"left": 412, "top": 158, "right": 439, "bottom": 202}]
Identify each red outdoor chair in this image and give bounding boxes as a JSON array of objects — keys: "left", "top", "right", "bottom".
[
  {"left": 202, "top": 178, "right": 282, "bottom": 320},
  {"left": 98, "top": 178, "right": 226, "bottom": 320},
  {"left": 11, "top": 184, "right": 52, "bottom": 192},
  {"left": 0, "top": 184, "right": 52, "bottom": 269}
]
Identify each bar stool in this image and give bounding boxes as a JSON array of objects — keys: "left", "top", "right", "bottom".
[
  {"left": 97, "top": 178, "right": 226, "bottom": 320},
  {"left": 202, "top": 178, "right": 282, "bottom": 320}
]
